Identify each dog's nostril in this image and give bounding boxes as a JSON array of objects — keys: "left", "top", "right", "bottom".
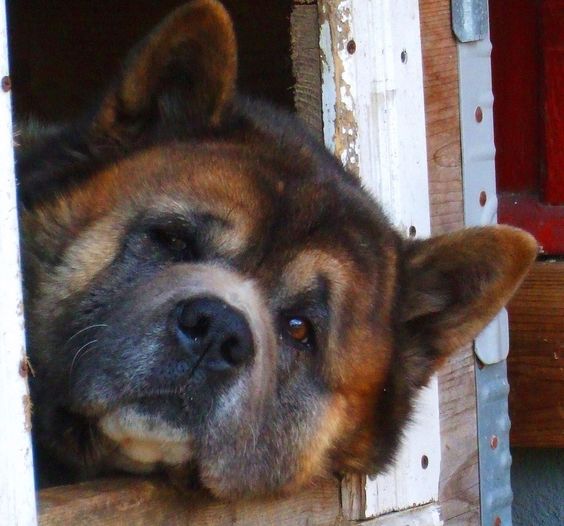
[
  {"left": 220, "top": 336, "right": 248, "bottom": 366},
  {"left": 178, "top": 309, "right": 210, "bottom": 339}
]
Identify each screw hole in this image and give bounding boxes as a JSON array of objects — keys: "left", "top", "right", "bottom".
[
  {"left": 401, "top": 49, "right": 408, "bottom": 64},
  {"left": 490, "top": 435, "right": 499, "bottom": 449},
  {"left": 347, "top": 40, "right": 357, "bottom": 55},
  {"left": 479, "top": 191, "right": 487, "bottom": 207},
  {"left": 421, "top": 455, "right": 429, "bottom": 469},
  {"left": 408, "top": 226, "right": 417, "bottom": 238},
  {"left": 475, "top": 106, "right": 483, "bottom": 123},
  {"left": 494, "top": 517, "right": 502, "bottom": 526}
]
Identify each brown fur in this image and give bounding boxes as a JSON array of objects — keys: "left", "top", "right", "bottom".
[{"left": 18, "top": 0, "right": 537, "bottom": 496}]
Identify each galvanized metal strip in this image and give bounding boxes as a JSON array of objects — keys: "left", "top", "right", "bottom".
[
  {"left": 452, "top": 0, "right": 489, "bottom": 43},
  {"left": 476, "top": 362, "right": 513, "bottom": 526},
  {"left": 457, "top": 10, "right": 513, "bottom": 526}
]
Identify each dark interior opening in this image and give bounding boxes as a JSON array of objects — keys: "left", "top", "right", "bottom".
[{"left": 7, "top": 0, "right": 295, "bottom": 123}]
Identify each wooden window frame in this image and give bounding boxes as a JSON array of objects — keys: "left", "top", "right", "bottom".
[
  {"left": 0, "top": 1, "right": 38, "bottom": 523},
  {"left": 490, "top": 0, "right": 564, "bottom": 255}
]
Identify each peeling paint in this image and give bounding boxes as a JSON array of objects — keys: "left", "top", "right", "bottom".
[
  {"left": 318, "top": 0, "right": 360, "bottom": 177},
  {"left": 22, "top": 395, "right": 33, "bottom": 432},
  {"left": 319, "top": 0, "right": 437, "bottom": 520}
]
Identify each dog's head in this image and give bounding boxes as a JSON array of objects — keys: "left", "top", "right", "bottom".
[{"left": 18, "top": 0, "right": 536, "bottom": 497}]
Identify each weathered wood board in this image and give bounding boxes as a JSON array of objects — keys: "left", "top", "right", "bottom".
[
  {"left": 508, "top": 261, "right": 564, "bottom": 447},
  {"left": 39, "top": 477, "right": 342, "bottom": 526},
  {"left": 419, "top": 0, "right": 480, "bottom": 524}
]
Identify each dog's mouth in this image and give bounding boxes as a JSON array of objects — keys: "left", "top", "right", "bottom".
[{"left": 98, "top": 396, "right": 195, "bottom": 468}]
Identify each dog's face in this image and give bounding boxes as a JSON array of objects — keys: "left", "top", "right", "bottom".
[{"left": 18, "top": 0, "right": 536, "bottom": 497}]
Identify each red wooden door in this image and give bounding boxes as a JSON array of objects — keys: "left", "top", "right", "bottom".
[{"left": 490, "top": 0, "right": 564, "bottom": 254}]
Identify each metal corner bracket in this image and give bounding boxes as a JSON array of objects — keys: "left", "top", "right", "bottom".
[{"left": 452, "top": 0, "right": 489, "bottom": 42}]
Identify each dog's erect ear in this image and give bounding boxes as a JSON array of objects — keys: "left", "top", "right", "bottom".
[
  {"left": 16, "top": 1, "right": 237, "bottom": 208},
  {"left": 401, "top": 226, "right": 537, "bottom": 362},
  {"left": 93, "top": 0, "right": 237, "bottom": 141}
]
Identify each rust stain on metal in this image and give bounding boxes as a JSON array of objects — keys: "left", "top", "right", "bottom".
[{"left": 319, "top": 0, "right": 359, "bottom": 176}]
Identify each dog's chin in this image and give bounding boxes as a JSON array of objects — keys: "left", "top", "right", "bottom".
[{"left": 98, "top": 402, "right": 195, "bottom": 472}]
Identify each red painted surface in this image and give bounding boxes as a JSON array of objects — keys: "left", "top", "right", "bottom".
[
  {"left": 541, "top": 1, "right": 564, "bottom": 205},
  {"left": 491, "top": 0, "right": 564, "bottom": 254},
  {"left": 490, "top": 0, "right": 542, "bottom": 193},
  {"left": 499, "top": 193, "right": 564, "bottom": 254}
]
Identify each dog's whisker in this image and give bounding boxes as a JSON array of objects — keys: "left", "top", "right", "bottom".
[
  {"left": 69, "top": 339, "right": 98, "bottom": 381},
  {"left": 66, "top": 324, "right": 108, "bottom": 345}
]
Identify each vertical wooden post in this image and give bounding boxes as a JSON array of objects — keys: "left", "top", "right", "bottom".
[
  {"left": 0, "top": 2, "right": 37, "bottom": 524},
  {"left": 318, "top": 0, "right": 441, "bottom": 521}
]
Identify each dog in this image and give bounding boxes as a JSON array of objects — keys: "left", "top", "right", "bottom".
[{"left": 17, "top": 0, "right": 536, "bottom": 497}]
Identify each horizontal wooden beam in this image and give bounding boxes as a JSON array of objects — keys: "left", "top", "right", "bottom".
[
  {"left": 39, "top": 477, "right": 342, "bottom": 526},
  {"left": 508, "top": 261, "right": 564, "bottom": 447}
]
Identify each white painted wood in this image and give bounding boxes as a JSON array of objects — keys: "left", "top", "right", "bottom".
[
  {"left": 365, "top": 380, "right": 441, "bottom": 516},
  {"left": 363, "top": 502, "right": 443, "bottom": 526},
  {"left": 0, "top": 1, "right": 38, "bottom": 524},
  {"left": 319, "top": 0, "right": 441, "bottom": 518}
]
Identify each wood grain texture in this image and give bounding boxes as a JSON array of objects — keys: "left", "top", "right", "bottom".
[
  {"left": 340, "top": 473, "right": 366, "bottom": 521},
  {"left": 39, "top": 477, "right": 343, "bottom": 526},
  {"left": 508, "top": 261, "right": 564, "bottom": 447},
  {"left": 419, "top": 0, "right": 480, "bottom": 524},
  {"left": 291, "top": 2, "right": 324, "bottom": 137},
  {"left": 437, "top": 348, "right": 480, "bottom": 525},
  {"left": 420, "top": 0, "right": 464, "bottom": 236}
]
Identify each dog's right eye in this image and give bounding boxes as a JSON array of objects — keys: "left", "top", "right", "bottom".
[{"left": 148, "top": 227, "right": 198, "bottom": 261}]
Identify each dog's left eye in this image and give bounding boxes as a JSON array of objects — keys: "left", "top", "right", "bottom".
[
  {"left": 285, "top": 317, "right": 314, "bottom": 346},
  {"left": 165, "top": 235, "right": 188, "bottom": 252}
]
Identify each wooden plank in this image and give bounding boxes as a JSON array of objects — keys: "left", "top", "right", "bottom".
[
  {"left": 508, "top": 261, "right": 564, "bottom": 447},
  {"left": 291, "top": 2, "right": 323, "bottom": 138},
  {"left": 437, "top": 348, "right": 480, "bottom": 525},
  {"left": 0, "top": 1, "right": 38, "bottom": 523},
  {"left": 319, "top": 0, "right": 441, "bottom": 520},
  {"left": 418, "top": 0, "right": 479, "bottom": 524},
  {"left": 39, "top": 477, "right": 342, "bottom": 526},
  {"left": 419, "top": 0, "right": 464, "bottom": 236},
  {"left": 358, "top": 503, "right": 442, "bottom": 526}
]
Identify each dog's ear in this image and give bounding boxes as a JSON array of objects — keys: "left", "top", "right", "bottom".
[
  {"left": 93, "top": 0, "right": 237, "bottom": 141},
  {"left": 400, "top": 226, "right": 537, "bottom": 365},
  {"left": 17, "top": 1, "right": 237, "bottom": 208}
]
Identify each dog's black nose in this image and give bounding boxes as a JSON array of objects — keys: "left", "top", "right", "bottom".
[{"left": 176, "top": 297, "right": 254, "bottom": 371}]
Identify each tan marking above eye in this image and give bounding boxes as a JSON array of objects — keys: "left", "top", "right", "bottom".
[{"left": 286, "top": 318, "right": 312, "bottom": 344}]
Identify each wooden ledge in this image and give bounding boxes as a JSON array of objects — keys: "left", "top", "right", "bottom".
[{"left": 38, "top": 476, "right": 343, "bottom": 526}]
